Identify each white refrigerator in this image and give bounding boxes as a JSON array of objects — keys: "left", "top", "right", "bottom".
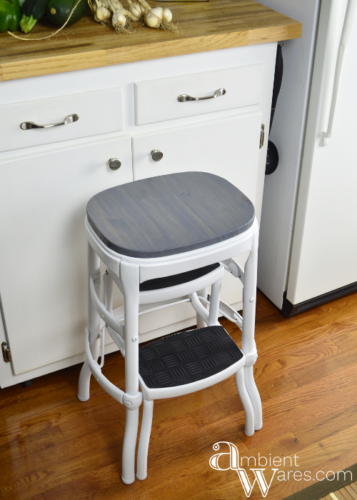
[{"left": 257, "top": 0, "right": 357, "bottom": 316}]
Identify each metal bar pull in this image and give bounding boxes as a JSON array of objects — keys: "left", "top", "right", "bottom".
[
  {"left": 177, "top": 88, "right": 226, "bottom": 102},
  {"left": 20, "top": 113, "right": 79, "bottom": 130},
  {"left": 322, "top": 0, "right": 357, "bottom": 146}
]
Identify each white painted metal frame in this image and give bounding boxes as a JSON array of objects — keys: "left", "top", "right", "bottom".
[{"left": 78, "top": 216, "right": 262, "bottom": 484}]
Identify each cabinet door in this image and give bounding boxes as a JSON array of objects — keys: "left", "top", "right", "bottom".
[
  {"left": 132, "top": 113, "right": 262, "bottom": 208},
  {"left": 0, "top": 136, "right": 132, "bottom": 375},
  {"left": 132, "top": 113, "right": 262, "bottom": 328}
]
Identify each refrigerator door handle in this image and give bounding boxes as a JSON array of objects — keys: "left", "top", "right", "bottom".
[{"left": 322, "top": 0, "right": 357, "bottom": 146}]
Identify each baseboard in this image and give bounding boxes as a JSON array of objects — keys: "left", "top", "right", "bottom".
[{"left": 280, "top": 281, "right": 357, "bottom": 318}]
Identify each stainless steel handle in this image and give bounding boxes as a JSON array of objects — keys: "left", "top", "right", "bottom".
[
  {"left": 108, "top": 158, "right": 122, "bottom": 170},
  {"left": 151, "top": 150, "right": 164, "bottom": 162},
  {"left": 20, "top": 114, "right": 79, "bottom": 130},
  {"left": 177, "top": 88, "right": 226, "bottom": 102}
]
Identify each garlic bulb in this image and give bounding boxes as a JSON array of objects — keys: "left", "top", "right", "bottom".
[
  {"left": 94, "top": 0, "right": 111, "bottom": 22},
  {"left": 145, "top": 11, "right": 160, "bottom": 28},
  {"left": 127, "top": 0, "right": 142, "bottom": 21},
  {"left": 163, "top": 8, "right": 172, "bottom": 22},
  {"left": 112, "top": 9, "right": 127, "bottom": 27},
  {"left": 150, "top": 6, "right": 163, "bottom": 20},
  {"left": 95, "top": 7, "right": 111, "bottom": 21}
]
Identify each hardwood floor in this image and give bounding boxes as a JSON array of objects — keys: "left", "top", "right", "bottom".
[{"left": 1, "top": 291, "right": 357, "bottom": 500}]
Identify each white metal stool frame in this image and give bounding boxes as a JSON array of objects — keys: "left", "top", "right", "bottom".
[{"left": 78, "top": 216, "right": 262, "bottom": 484}]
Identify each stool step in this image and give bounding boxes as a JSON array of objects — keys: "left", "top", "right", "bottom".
[
  {"left": 140, "top": 263, "right": 220, "bottom": 292},
  {"left": 139, "top": 326, "right": 243, "bottom": 389}
]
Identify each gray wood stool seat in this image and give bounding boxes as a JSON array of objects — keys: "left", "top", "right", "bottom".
[
  {"left": 86, "top": 171, "right": 255, "bottom": 258},
  {"left": 79, "top": 171, "right": 262, "bottom": 485}
]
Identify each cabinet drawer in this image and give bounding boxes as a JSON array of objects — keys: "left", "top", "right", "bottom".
[
  {"left": 134, "top": 65, "right": 262, "bottom": 125},
  {"left": 0, "top": 89, "right": 123, "bottom": 153}
]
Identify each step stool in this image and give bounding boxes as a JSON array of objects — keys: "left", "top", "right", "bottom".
[{"left": 78, "top": 171, "right": 262, "bottom": 484}]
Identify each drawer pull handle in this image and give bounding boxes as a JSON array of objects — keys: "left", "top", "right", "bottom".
[
  {"left": 177, "top": 88, "right": 226, "bottom": 102},
  {"left": 151, "top": 150, "right": 164, "bottom": 162},
  {"left": 20, "top": 114, "right": 79, "bottom": 130}
]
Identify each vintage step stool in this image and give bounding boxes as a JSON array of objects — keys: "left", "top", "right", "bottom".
[{"left": 78, "top": 171, "right": 262, "bottom": 484}]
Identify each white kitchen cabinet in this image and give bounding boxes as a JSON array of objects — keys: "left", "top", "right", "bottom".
[
  {"left": 0, "top": 43, "right": 276, "bottom": 387},
  {"left": 0, "top": 136, "right": 133, "bottom": 375}
]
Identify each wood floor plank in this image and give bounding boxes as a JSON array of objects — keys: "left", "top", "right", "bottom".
[
  {"left": 0, "top": 380, "right": 73, "bottom": 424},
  {"left": 41, "top": 462, "right": 122, "bottom": 500},
  {"left": 341, "top": 486, "right": 356, "bottom": 499},
  {"left": 0, "top": 426, "right": 65, "bottom": 466},
  {"left": 59, "top": 392, "right": 126, "bottom": 441},
  {"left": 291, "top": 423, "right": 357, "bottom": 471},
  {"left": 260, "top": 363, "right": 357, "bottom": 422},
  {"left": 0, "top": 423, "right": 124, "bottom": 500},
  {"left": 322, "top": 448, "right": 357, "bottom": 486},
  {"left": 345, "top": 484, "right": 357, "bottom": 499},
  {"left": 254, "top": 338, "right": 340, "bottom": 384},
  {"left": 254, "top": 292, "right": 277, "bottom": 320},
  {"left": 289, "top": 349, "right": 357, "bottom": 388},
  {"left": 253, "top": 299, "right": 357, "bottom": 358},
  {"left": 258, "top": 373, "right": 299, "bottom": 401},
  {"left": 342, "top": 491, "right": 354, "bottom": 500},
  {"left": 293, "top": 405, "right": 357, "bottom": 448},
  {"left": 0, "top": 387, "right": 112, "bottom": 448},
  {"left": 331, "top": 328, "right": 357, "bottom": 352}
]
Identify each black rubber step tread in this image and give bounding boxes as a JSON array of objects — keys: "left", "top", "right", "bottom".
[
  {"left": 140, "top": 263, "right": 220, "bottom": 291},
  {"left": 139, "top": 325, "right": 243, "bottom": 389}
]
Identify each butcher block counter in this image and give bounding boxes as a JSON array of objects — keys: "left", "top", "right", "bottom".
[
  {"left": 0, "top": 0, "right": 301, "bottom": 81},
  {"left": 0, "top": 1, "right": 300, "bottom": 389}
]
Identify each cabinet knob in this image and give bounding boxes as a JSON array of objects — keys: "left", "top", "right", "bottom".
[
  {"left": 151, "top": 150, "right": 164, "bottom": 162},
  {"left": 108, "top": 158, "right": 122, "bottom": 170}
]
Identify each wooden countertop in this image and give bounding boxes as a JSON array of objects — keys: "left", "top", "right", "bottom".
[{"left": 0, "top": 0, "right": 301, "bottom": 82}]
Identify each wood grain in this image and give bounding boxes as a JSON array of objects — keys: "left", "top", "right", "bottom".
[
  {"left": 87, "top": 171, "right": 255, "bottom": 258},
  {"left": 1, "top": 291, "right": 357, "bottom": 500},
  {"left": 0, "top": 0, "right": 301, "bottom": 82}
]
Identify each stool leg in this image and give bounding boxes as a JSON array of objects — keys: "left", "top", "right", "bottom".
[
  {"left": 208, "top": 279, "right": 222, "bottom": 326},
  {"left": 78, "top": 338, "right": 100, "bottom": 401},
  {"left": 137, "top": 398, "right": 154, "bottom": 480},
  {"left": 244, "top": 366, "right": 262, "bottom": 431},
  {"left": 196, "top": 287, "right": 208, "bottom": 329},
  {"left": 242, "top": 227, "right": 263, "bottom": 431},
  {"left": 78, "top": 242, "right": 101, "bottom": 402},
  {"left": 121, "top": 261, "right": 141, "bottom": 484},
  {"left": 103, "top": 270, "right": 114, "bottom": 314},
  {"left": 122, "top": 407, "right": 139, "bottom": 484},
  {"left": 234, "top": 369, "right": 254, "bottom": 436}
]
